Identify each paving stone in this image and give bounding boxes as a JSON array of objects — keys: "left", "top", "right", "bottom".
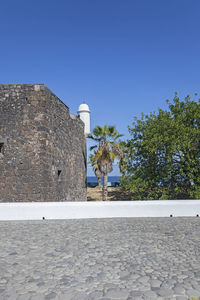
[
  {"left": 174, "top": 286, "right": 185, "bottom": 294},
  {"left": 86, "top": 276, "right": 94, "bottom": 283},
  {"left": 17, "top": 294, "right": 32, "bottom": 300},
  {"left": 44, "top": 292, "right": 57, "bottom": 299},
  {"left": 143, "top": 290, "right": 157, "bottom": 298},
  {"left": 194, "top": 272, "right": 200, "bottom": 279},
  {"left": 161, "top": 280, "right": 175, "bottom": 289},
  {"left": 138, "top": 276, "right": 149, "bottom": 283},
  {"left": 157, "top": 288, "right": 174, "bottom": 297},
  {"left": 186, "top": 289, "right": 200, "bottom": 298},
  {"left": 71, "top": 291, "right": 89, "bottom": 300},
  {"left": 57, "top": 291, "right": 76, "bottom": 300},
  {"left": 6, "top": 289, "right": 18, "bottom": 299},
  {"left": 129, "top": 290, "right": 142, "bottom": 297},
  {"left": 192, "top": 282, "right": 200, "bottom": 291},
  {"left": 37, "top": 281, "right": 45, "bottom": 287},
  {"left": 88, "top": 291, "right": 103, "bottom": 299},
  {"left": 150, "top": 279, "right": 162, "bottom": 287},
  {"left": 0, "top": 279, "right": 7, "bottom": 284},
  {"left": 30, "top": 294, "right": 45, "bottom": 300},
  {"left": 119, "top": 270, "right": 129, "bottom": 277},
  {"left": 104, "top": 288, "right": 129, "bottom": 298},
  {"left": 103, "top": 283, "right": 118, "bottom": 291},
  {"left": 175, "top": 283, "right": 185, "bottom": 289}
]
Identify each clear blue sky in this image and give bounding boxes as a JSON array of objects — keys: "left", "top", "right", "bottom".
[{"left": 1, "top": 0, "right": 200, "bottom": 175}]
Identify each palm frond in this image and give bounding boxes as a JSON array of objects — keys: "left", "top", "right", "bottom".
[
  {"left": 108, "top": 126, "right": 117, "bottom": 137},
  {"left": 88, "top": 134, "right": 101, "bottom": 142},
  {"left": 93, "top": 125, "right": 103, "bottom": 138},
  {"left": 109, "top": 151, "right": 115, "bottom": 161},
  {"left": 89, "top": 145, "right": 98, "bottom": 151},
  {"left": 114, "top": 134, "right": 124, "bottom": 140}
]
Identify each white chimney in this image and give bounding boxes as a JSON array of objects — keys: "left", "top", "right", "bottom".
[{"left": 77, "top": 103, "right": 90, "bottom": 137}]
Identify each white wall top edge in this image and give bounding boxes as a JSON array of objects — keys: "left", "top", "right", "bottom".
[
  {"left": 0, "top": 199, "right": 200, "bottom": 207},
  {"left": 0, "top": 200, "right": 199, "bottom": 221}
]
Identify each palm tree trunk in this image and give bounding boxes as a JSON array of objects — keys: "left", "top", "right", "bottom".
[
  {"left": 102, "top": 173, "right": 108, "bottom": 201},
  {"left": 97, "top": 177, "right": 101, "bottom": 186}
]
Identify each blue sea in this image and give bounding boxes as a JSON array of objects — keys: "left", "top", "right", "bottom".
[{"left": 87, "top": 176, "right": 121, "bottom": 186}]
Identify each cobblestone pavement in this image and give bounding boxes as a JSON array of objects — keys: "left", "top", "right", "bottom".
[{"left": 0, "top": 217, "right": 200, "bottom": 300}]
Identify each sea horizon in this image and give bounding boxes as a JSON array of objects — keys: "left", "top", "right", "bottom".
[{"left": 87, "top": 176, "right": 121, "bottom": 183}]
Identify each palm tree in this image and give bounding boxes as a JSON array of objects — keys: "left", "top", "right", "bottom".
[
  {"left": 88, "top": 125, "right": 123, "bottom": 201},
  {"left": 89, "top": 152, "right": 102, "bottom": 186}
]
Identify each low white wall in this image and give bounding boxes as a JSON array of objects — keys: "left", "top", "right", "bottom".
[{"left": 0, "top": 200, "right": 199, "bottom": 220}]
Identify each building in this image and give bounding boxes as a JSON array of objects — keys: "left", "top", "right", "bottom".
[
  {"left": 77, "top": 103, "right": 90, "bottom": 137},
  {"left": 0, "top": 84, "right": 87, "bottom": 202}
]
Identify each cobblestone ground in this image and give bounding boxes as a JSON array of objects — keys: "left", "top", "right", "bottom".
[{"left": 0, "top": 217, "right": 200, "bottom": 300}]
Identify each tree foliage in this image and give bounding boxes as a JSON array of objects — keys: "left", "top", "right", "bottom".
[{"left": 122, "top": 94, "right": 200, "bottom": 200}]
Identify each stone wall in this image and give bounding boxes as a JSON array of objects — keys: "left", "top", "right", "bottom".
[{"left": 0, "top": 84, "right": 87, "bottom": 202}]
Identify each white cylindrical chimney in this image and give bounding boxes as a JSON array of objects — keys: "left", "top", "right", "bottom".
[{"left": 77, "top": 103, "right": 90, "bottom": 137}]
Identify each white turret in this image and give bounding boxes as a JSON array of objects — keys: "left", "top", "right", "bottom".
[{"left": 77, "top": 102, "right": 90, "bottom": 137}]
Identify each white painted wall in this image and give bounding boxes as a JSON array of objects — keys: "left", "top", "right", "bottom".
[
  {"left": 0, "top": 200, "right": 199, "bottom": 221},
  {"left": 77, "top": 103, "right": 90, "bottom": 137}
]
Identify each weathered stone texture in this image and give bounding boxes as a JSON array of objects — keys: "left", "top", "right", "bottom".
[{"left": 0, "top": 84, "right": 87, "bottom": 202}]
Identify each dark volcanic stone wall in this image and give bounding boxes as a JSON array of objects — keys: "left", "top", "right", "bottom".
[{"left": 0, "top": 84, "right": 87, "bottom": 202}]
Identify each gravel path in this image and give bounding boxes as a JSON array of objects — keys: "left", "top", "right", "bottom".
[{"left": 0, "top": 217, "right": 200, "bottom": 299}]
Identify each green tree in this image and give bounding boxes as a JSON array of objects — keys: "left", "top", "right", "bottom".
[
  {"left": 88, "top": 125, "right": 123, "bottom": 201},
  {"left": 117, "top": 141, "right": 128, "bottom": 178},
  {"left": 122, "top": 94, "right": 200, "bottom": 200}
]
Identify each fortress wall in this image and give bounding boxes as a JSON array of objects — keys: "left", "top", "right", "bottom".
[
  {"left": 0, "top": 84, "right": 86, "bottom": 202},
  {"left": 44, "top": 86, "right": 87, "bottom": 201}
]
